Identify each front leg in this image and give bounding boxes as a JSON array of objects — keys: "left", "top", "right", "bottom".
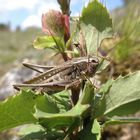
[{"left": 65, "top": 79, "right": 81, "bottom": 90}]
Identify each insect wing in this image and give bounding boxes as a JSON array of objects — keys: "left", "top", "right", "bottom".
[{"left": 23, "top": 63, "right": 73, "bottom": 84}]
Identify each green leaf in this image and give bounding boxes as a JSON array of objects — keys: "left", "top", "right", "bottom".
[
  {"left": 20, "top": 131, "right": 46, "bottom": 140},
  {"left": 18, "top": 124, "right": 45, "bottom": 136},
  {"left": 80, "top": 0, "right": 112, "bottom": 32},
  {"left": 96, "top": 58, "right": 110, "bottom": 73},
  {"left": 75, "top": 22, "right": 112, "bottom": 55},
  {"left": 92, "top": 79, "right": 113, "bottom": 118},
  {"left": 19, "top": 124, "right": 64, "bottom": 140},
  {"left": 92, "top": 119, "right": 101, "bottom": 140},
  {"left": 34, "top": 103, "right": 89, "bottom": 130},
  {"left": 104, "top": 116, "right": 140, "bottom": 126},
  {"left": 101, "top": 71, "right": 140, "bottom": 117},
  {"left": 20, "top": 130, "right": 64, "bottom": 140},
  {"left": 35, "top": 93, "right": 60, "bottom": 113},
  {"left": 52, "top": 90, "right": 71, "bottom": 113},
  {"left": 34, "top": 88, "right": 91, "bottom": 130},
  {"left": 33, "top": 36, "right": 65, "bottom": 52},
  {"left": 99, "top": 79, "right": 114, "bottom": 94},
  {"left": 0, "top": 90, "right": 61, "bottom": 132},
  {"left": 78, "top": 81, "right": 94, "bottom": 105},
  {"left": 76, "top": 0, "right": 113, "bottom": 55},
  {"left": 77, "top": 119, "right": 101, "bottom": 140},
  {"left": 33, "top": 86, "right": 93, "bottom": 130},
  {"left": 0, "top": 90, "right": 41, "bottom": 132}
]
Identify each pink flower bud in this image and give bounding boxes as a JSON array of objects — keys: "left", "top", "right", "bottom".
[{"left": 42, "top": 10, "right": 65, "bottom": 37}]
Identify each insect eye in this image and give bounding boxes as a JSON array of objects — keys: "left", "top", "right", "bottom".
[{"left": 91, "top": 59, "right": 98, "bottom": 63}]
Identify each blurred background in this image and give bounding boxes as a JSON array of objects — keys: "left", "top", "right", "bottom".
[{"left": 0, "top": 0, "right": 140, "bottom": 139}]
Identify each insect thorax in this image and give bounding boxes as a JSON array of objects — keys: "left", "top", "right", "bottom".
[{"left": 52, "top": 57, "right": 99, "bottom": 81}]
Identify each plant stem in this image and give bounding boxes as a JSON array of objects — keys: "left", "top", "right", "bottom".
[
  {"left": 71, "top": 87, "right": 80, "bottom": 105},
  {"left": 61, "top": 52, "right": 69, "bottom": 61}
]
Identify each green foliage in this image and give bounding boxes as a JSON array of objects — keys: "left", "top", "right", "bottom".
[
  {"left": 0, "top": 90, "right": 39, "bottom": 131},
  {"left": 34, "top": 86, "right": 91, "bottom": 130},
  {"left": 78, "top": 119, "right": 101, "bottom": 140},
  {"left": 80, "top": 0, "right": 112, "bottom": 32},
  {"left": 104, "top": 116, "right": 140, "bottom": 126},
  {"left": 33, "top": 36, "right": 65, "bottom": 52},
  {"left": 19, "top": 124, "right": 45, "bottom": 136},
  {"left": 93, "top": 71, "right": 140, "bottom": 118},
  {"left": 32, "top": 0, "right": 113, "bottom": 56},
  {"left": 76, "top": 23, "right": 113, "bottom": 55},
  {"left": 77, "top": 0, "right": 113, "bottom": 55},
  {"left": 104, "top": 71, "right": 140, "bottom": 116}
]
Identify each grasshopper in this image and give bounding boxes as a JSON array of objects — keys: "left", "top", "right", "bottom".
[
  {"left": 13, "top": 11, "right": 106, "bottom": 93},
  {"left": 13, "top": 56, "right": 99, "bottom": 94}
]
